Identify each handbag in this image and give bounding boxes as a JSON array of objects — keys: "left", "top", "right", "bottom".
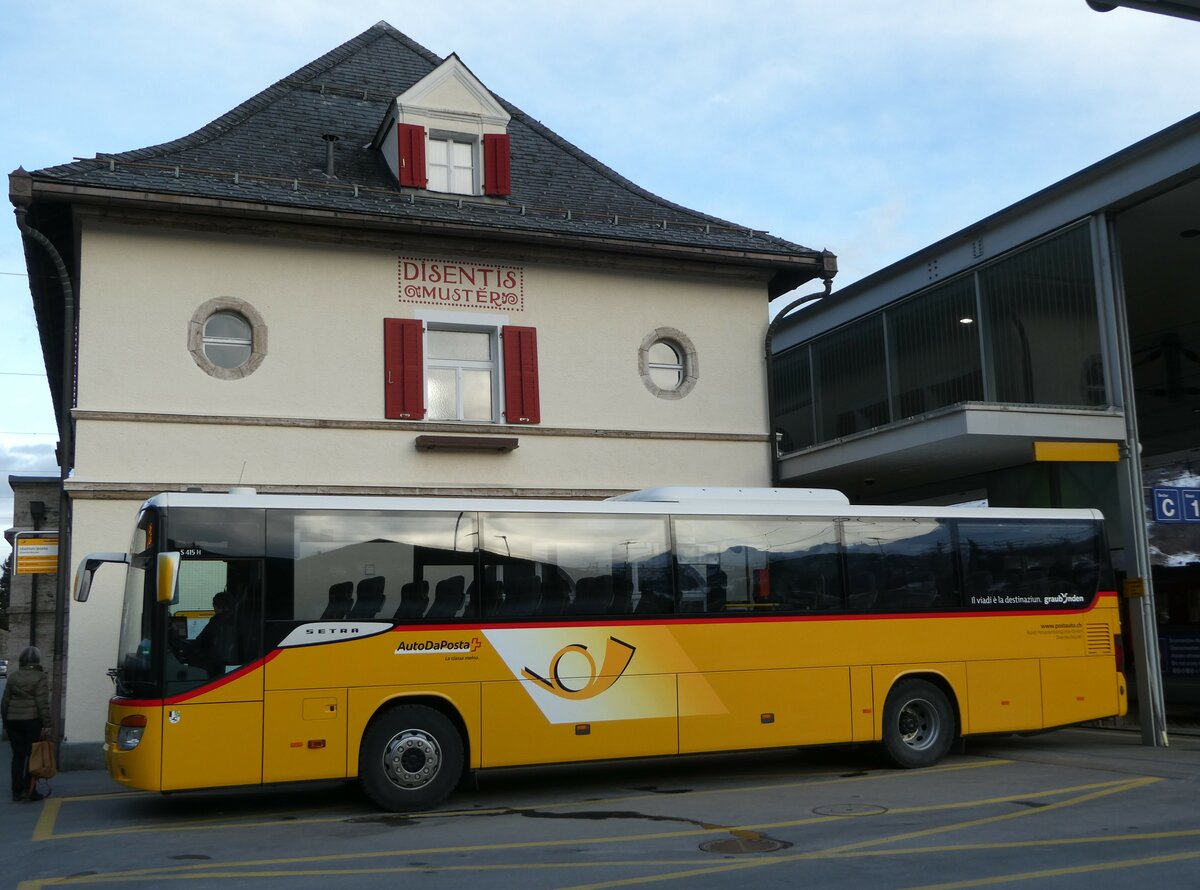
[{"left": 29, "top": 738, "right": 57, "bottom": 779}]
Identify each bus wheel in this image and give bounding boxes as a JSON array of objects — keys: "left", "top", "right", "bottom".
[
  {"left": 359, "top": 705, "right": 463, "bottom": 812},
  {"left": 881, "top": 679, "right": 955, "bottom": 768}
]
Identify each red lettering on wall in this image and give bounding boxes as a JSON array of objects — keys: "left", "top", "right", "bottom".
[{"left": 398, "top": 256, "right": 524, "bottom": 311}]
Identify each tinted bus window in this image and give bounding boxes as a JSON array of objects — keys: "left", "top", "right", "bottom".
[
  {"left": 956, "top": 519, "right": 1102, "bottom": 610},
  {"left": 166, "top": 507, "right": 265, "bottom": 557},
  {"left": 278, "top": 511, "right": 478, "bottom": 623},
  {"left": 478, "top": 513, "right": 671, "bottom": 617},
  {"left": 673, "top": 517, "right": 844, "bottom": 614},
  {"left": 843, "top": 518, "right": 957, "bottom": 612}
]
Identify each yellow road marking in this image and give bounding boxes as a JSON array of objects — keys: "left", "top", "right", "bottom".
[
  {"left": 32, "top": 798, "right": 63, "bottom": 842},
  {"left": 810, "top": 825, "right": 1200, "bottom": 858},
  {"left": 560, "top": 777, "right": 1162, "bottom": 889},
  {"left": 18, "top": 860, "right": 703, "bottom": 887},
  {"left": 906, "top": 849, "right": 1200, "bottom": 889},
  {"left": 32, "top": 758, "right": 1007, "bottom": 841},
  {"left": 19, "top": 843, "right": 1200, "bottom": 890},
  {"left": 18, "top": 777, "right": 1152, "bottom": 886}
]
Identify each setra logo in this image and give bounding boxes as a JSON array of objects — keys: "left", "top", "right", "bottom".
[{"left": 521, "top": 636, "right": 635, "bottom": 700}]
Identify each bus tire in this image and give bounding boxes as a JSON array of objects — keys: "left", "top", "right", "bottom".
[
  {"left": 359, "top": 704, "right": 463, "bottom": 812},
  {"left": 881, "top": 679, "right": 955, "bottom": 768}
]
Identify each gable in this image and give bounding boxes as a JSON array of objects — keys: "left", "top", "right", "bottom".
[{"left": 396, "top": 54, "right": 510, "bottom": 128}]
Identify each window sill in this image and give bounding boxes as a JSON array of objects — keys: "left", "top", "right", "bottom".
[{"left": 414, "top": 435, "right": 519, "bottom": 453}]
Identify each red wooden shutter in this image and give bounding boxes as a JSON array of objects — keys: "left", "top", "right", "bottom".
[
  {"left": 384, "top": 318, "right": 425, "bottom": 419},
  {"left": 397, "top": 124, "right": 427, "bottom": 188},
  {"left": 483, "top": 133, "right": 512, "bottom": 196},
  {"left": 502, "top": 325, "right": 540, "bottom": 424}
]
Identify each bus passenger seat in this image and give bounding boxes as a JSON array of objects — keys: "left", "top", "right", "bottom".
[
  {"left": 481, "top": 581, "right": 504, "bottom": 616},
  {"left": 610, "top": 577, "right": 634, "bottom": 614},
  {"left": 706, "top": 570, "right": 727, "bottom": 612},
  {"left": 539, "top": 578, "right": 568, "bottom": 615},
  {"left": 569, "top": 576, "right": 614, "bottom": 614},
  {"left": 321, "top": 582, "right": 355, "bottom": 620},
  {"left": 393, "top": 580, "right": 430, "bottom": 620},
  {"left": 503, "top": 576, "right": 542, "bottom": 616},
  {"left": 349, "top": 576, "right": 386, "bottom": 619},
  {"left": 634, "top": 582, "right": 671, "bottom": 614},
  {"left": 426, "top": 576, "right": 466, "bottom": 618}
]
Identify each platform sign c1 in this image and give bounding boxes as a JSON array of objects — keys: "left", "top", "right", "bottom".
[{"left": 1153, "top": 487, "right": 1200, "bottom": 523}]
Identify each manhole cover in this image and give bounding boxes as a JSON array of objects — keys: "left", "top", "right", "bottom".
[
  {"left": 812, "top": 804, "right": 888, "bottom": 817},
  {"left": 700, "top": 837, "right": 792, "bottom": 854}
]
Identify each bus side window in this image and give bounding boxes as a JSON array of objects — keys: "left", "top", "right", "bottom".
[
  {"left": 479, "top": 513, "right": 672, "bottom": 621},
  {"left": 844, "top": 519, "right": 955, "bottom": 613}
]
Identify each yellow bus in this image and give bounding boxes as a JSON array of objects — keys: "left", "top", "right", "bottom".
[{"left": 74, "top": 487, "right": 1126, "bottom": 811}]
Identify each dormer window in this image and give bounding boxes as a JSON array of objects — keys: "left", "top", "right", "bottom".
[
  {"left": 428, "top": 134, "right": 475, "bottom": 194},
  {"left": 377, "top": 55, "right": 512, "bottom": 198}
]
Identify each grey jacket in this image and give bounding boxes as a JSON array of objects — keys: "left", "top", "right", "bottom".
[{"left": 1, "top": 664, "right": 51, "bottom": 727}]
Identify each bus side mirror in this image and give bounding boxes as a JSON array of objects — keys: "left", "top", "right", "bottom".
[
  {"left": 73, "top": 553, "right": 131, "bottom": 602},
  {"left": 157, "top": 552, "right": 181, "bottom": 604}
]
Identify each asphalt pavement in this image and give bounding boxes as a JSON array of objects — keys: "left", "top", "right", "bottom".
[{"left": 4, "top": 726, "right": 1200, "bottom": 889}]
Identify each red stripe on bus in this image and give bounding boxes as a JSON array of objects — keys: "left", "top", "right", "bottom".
[{"left": 111, "top": 650, "right": 281, "bottom": 708}]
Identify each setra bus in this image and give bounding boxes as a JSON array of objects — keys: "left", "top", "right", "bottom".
[{"left": 74, "top": 486, "right": 1126, "bottom": 811}]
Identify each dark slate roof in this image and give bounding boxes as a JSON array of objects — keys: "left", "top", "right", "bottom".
[{"left": 30, "top": 22, "right": 820, "bottom": 263}]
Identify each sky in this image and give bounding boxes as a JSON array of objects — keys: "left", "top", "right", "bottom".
[{"left": 1, "top": 0, "right": 1197, "bottom": 556}]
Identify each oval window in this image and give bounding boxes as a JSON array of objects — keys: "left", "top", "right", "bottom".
[
  {"left": 647, "top": 341, "right": 684, "bottom": 390},
  {"left": 202, "top": 312, "right": 254, "bottom": 369},
  {"left": 639, "top": 327, "right": 698, "bottom": 399},
  {"left": 189, "top": 297, "right": 267, "bottom": 379}
]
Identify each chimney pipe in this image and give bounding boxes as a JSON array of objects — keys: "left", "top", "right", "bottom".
[{"left": 322, "top": 134, "right": 339, "bottom": 177}]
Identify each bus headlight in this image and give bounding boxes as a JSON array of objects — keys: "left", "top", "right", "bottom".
[{"left": 117, "top": 715, "right": 147, "bottom": 751}]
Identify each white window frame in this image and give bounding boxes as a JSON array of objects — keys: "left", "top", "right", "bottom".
[
  {"left": 425, "top": 323, "right": 501, "bottom": 422},
  {"left": 426, "top": 131, "right": 479, "bottom": 196}
]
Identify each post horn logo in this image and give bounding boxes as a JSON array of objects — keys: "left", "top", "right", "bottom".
[{"left": 521, "top": 636, "right": 636, "bottom": 700}]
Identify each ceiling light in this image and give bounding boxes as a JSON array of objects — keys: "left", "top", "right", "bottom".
[{"left": 959, "top": 317, "right": 975, "bottom": 325}]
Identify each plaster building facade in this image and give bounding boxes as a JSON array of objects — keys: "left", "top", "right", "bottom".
[
  {"left": 10, "top": 23, "right": 833, "bottom": 749},
  {"left": 770, "top": 110, "right": 1200, "bottom": 742}
]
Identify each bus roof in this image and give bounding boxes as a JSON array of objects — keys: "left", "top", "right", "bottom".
[{"left": 140, "top": 488, "right": 1104, "bottom": 522}]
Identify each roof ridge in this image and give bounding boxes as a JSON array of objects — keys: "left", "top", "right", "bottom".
[{"left": 36, "top": 22, "right": 438, "bottom": 179}]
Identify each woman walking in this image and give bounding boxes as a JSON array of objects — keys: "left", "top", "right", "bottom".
[{"left": 2, "top": 646, "right": 51, "bottom": 802}]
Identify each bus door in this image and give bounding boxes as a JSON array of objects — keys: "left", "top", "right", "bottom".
[{"left": 161, "top": 558, "right": 264, "bottom": 790}]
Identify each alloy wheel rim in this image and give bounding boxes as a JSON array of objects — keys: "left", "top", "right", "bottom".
[{"left": 382, "top": 728, "right": 442, "bottom": 789}]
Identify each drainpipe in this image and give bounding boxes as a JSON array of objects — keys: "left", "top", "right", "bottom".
[
  {"left": 765, "top": 257, "right": 835, "bottom": 486},
  {"left": 28, "top": 500, "right": 46, "bottom": 648},
  {"left": 11, "top": 170, "right": 76, "bottom": 748}
]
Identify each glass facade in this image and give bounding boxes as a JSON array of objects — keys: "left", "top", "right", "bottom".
[
  {"left": 888, "top": 276, "right": 983, "bottom": 418},
  {"left": 773, "top": 223, "right": 1107, "bottom": 453},
  {"left": 980, "top": 225, "right": 1102, "bottom": 405},
  {"left": 813, "top": 316, "right": 888, "bottom": 441}
]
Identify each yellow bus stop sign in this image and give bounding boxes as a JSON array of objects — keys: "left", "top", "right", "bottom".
[{"left": 15, "top": 532, "right": 59, "bottom": 575}]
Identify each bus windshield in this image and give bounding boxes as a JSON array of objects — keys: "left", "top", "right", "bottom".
[{"left": 113, "top": 510, "right": 157, "bottom": 698}]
